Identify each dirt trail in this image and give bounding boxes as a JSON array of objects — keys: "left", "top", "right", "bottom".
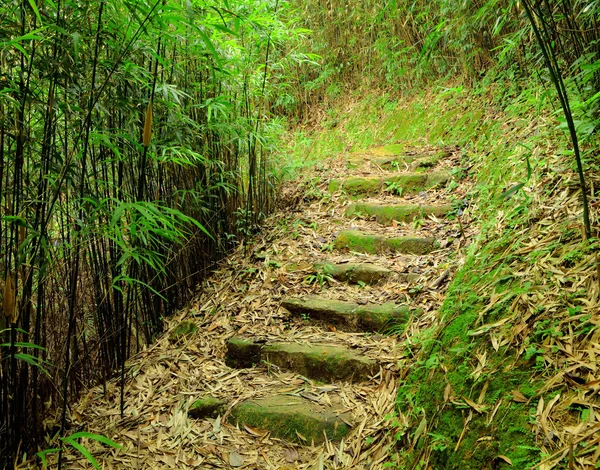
[{"left": 50, "top": 144, "right": 474, "bottom": 469}]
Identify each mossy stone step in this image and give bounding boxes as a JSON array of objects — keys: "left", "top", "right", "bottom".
[
  {"left": 334, "top": 230, "right": 437, "bottom": 255},
  {"left": 226, "top": 337, "right": 377, "bottom": 382},
  {"left": 328, "top": 171, "right": 449, "bottom": 195},
  {"left": 314, "top": 262, "right": 392, "bottom": 284},
  {"left": 345, "top": 203, "right": 452, "bottom": 225},
  {"left": 281, "top": 295, "right": 415, "bottom": 332},
  {"left": 188, "top": 397, "right": 227, "bottom": 419},
  {"left": 373, "top": 150, "right": 451, "bottom": 171},
  {"left": 230, "top": 395, "right": 351, "bottom": 444}
]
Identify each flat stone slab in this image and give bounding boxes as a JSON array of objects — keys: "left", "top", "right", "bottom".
[
  {"left": 334, "top": 230, "right": 437, "bottom": 255},
  {"left": 328, "top": 171, "right": 449, "bottom": 195},
  {"left": 345, "top": 203, "right": 452, "bottom": 225},
  {"left": 281, "top": 295, "right": 415, "bottom": 332},
  {"left": 314, "top": 262, "right": 392, "bottom": 284},
  {"left": 230, "top": 395, "right": 351, "bottom": 444},
  {"left": 226, "top": 337, "right": 377, "bottom": 382}
]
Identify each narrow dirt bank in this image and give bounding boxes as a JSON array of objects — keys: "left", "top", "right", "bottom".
[{"left": 30, "top": 142, "right": 473, "bottom": 469}]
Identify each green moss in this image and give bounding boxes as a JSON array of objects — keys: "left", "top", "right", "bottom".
[
  {"left": 334, "top": 230, "right": 436, "bottom": 255},
  {"left": 231, "top": 395, "right": 351, "bottom": 443},
  {"left": 341, "top": 176, "right": 383, "bottom": 194},
  {"left": 262, "top": 343, "right": 376, "bottom": 382},
  {"left": 281, "top": 295, "right": 416, "bottom": 332},
  {"left": 328, "top": 171, "right": 449, "bottom": 196},
  {"left": 169, "top": 320, "right": 198, "bottom": 342},
  {"left": 188, "top": 397, "right": 227, "bottom": 419},
  {"left": 345, "top": 203, "right": 452, "bottom": 225},
  {"left": 328, "top": 179, "right": 342, "bottom": 192}
]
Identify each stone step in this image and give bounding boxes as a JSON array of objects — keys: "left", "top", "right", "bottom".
[
  {"left": 226, "top": 337, "right": 377, "bottom": 382},
  {"left": 230, "top": 395, "right": 351, "bottom": 444},
  {"left": 314, "top": 262, "right": 392, "bottom": 284},
  {"left": 345, "top": 202, "right": 452, "bottom": 225},
  {"left": 281, "top": 295, "right": 415, "bottom": 332},
  {"left": 328, "top": 171, "right": 449, "bottom": 196},
  {"left": 334, "top": 230, "right": 437, "bottom": 255},
  {"left": 188, "top": 397, "right": 227, "bottom": 419},
  {"left": 373, "top": 150, "right": 451, "bottom": 171}
]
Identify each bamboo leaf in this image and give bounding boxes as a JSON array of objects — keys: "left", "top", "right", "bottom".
[
  {"left": 36, "top": 448, "right": 61, "bottom": 468},
  {"left": 63, "top": 439, "right": 101, "bottom": 470},
  {"left": 14, "top": 353, "right": 51, "bottom": 376},
  {"left": 27, "top": 0, "right": 43, "bottom": 25},
  {"left": 68, "top": 432, "right": 122, "bottom": 449}
]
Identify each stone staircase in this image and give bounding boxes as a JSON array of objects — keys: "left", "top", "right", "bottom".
[{"left": 193, "top": 145, "right": 461, "bottom": 447}]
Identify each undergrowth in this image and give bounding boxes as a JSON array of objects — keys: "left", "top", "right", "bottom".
[{"left": 388, "top": 87, "right": 600, "bottom": 468}]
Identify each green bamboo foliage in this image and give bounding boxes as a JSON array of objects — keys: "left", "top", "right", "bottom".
[
  {"left": 293, "top": 0, "right": 600, "bottom": 102},
  {"left": 0, "top": 0, "right": 308, "bottom": 466}
]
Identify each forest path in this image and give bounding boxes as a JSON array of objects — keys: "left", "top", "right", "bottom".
[{"left": 63, "top": 144, "right": 474, "bottom": 469}]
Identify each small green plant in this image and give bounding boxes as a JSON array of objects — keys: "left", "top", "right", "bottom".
[
  {"left": 303, "top": 271, "right": 334, "bottom": 287},
  {"left": 384, "top": 181, "right": 404, "bottom": 196},
  {"left": 37, "top": 432, "right": 122, "bottom": 469}
]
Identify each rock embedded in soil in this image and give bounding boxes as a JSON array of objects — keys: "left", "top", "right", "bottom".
[
  {"left": 263, "top": 342, "right": 377, "bottom": 382},
  {"left": 169, "top": 320, "right": 198, "bottom": 342},
  {"left": 327, "top": 171, "right": 449, "bottom": 195},
  {"left": 225, "top": 337, "right": 264, "bottom": 368},
  {"left": 226, "top": 337, "right": 377, "bottom": 382},
  {"left": 345, "top": 203, "right": 452, "bottom": 225},
  {"left": 334, "top": 230, "right": 437, "bottom": 255},
  {"left": 314, "top": 262, "right": 392, "bottom": 284},
  {"left": 281, "top": 295, "right": 416, "bottom": 332},
  {"left": 230, "top": 395, "right": 351, "bottom": 444},
  {"left": 188, "top": 397, "right": 227, "bottom": 419}
]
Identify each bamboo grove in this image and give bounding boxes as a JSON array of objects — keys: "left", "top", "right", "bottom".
[{"left": 0, "top": 0, "right": 311, "bottom": 465}]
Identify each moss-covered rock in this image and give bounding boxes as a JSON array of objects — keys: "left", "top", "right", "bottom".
[
  {"left": 188, "top": 397, "right": 227, "bottom": 419},
  {"left": 230, "top": 395, "right": 351, "bottom": 444},
  {"left": 226, "top": 337, "right": 377, "bottom": 381},
  {"left": 328, "top": 171, "right": 449, "bottom": 196},
  {"left": 225, "top": 337, "right": 263, "bottom": 368},
  {"left": 263, "top": 342, "right": 377, "bottom": 382},
  {"left": 169, "top": 320, "right": 198, "bottom": 342},
  {"left": 334, "top": 230, "right": 437, "bottom": 255},
  {"left": 281, "top": 295, "right": 416, "bottom": 332},
  {"left": 373, "top": 149, "right": 451, "bottom": 171},
  {"left": 314, "top": 262, "right": 392, "bottom": 284},
  {"left": 345, "top": 203, "right": 452, "bottom": 225}
]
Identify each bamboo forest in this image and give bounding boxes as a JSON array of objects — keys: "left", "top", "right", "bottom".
[{"left": 1, "top": 1, "right": 600, "bottom": 469}]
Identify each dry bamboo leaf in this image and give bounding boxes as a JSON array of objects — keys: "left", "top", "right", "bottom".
[
  {"left": 284, "top": 447, "right": 299, "bottom": 463},
  {"left": 497, "top": 455, "right": 513, "bottom": 465},
  {"left": 243, "top": 424, "right": 267, "bottom": 437},
  {"left": 229, "top": 450, "right": 244, "bottom": 467},
  {"left": 512, "top": 390, "right": 528, "bottom": 403},
  {"left": 143, "top": 101, "right": 153, "bottom": 147},
  {"left": 463, "top": 396, "right": 487, "bottom": 414}
]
